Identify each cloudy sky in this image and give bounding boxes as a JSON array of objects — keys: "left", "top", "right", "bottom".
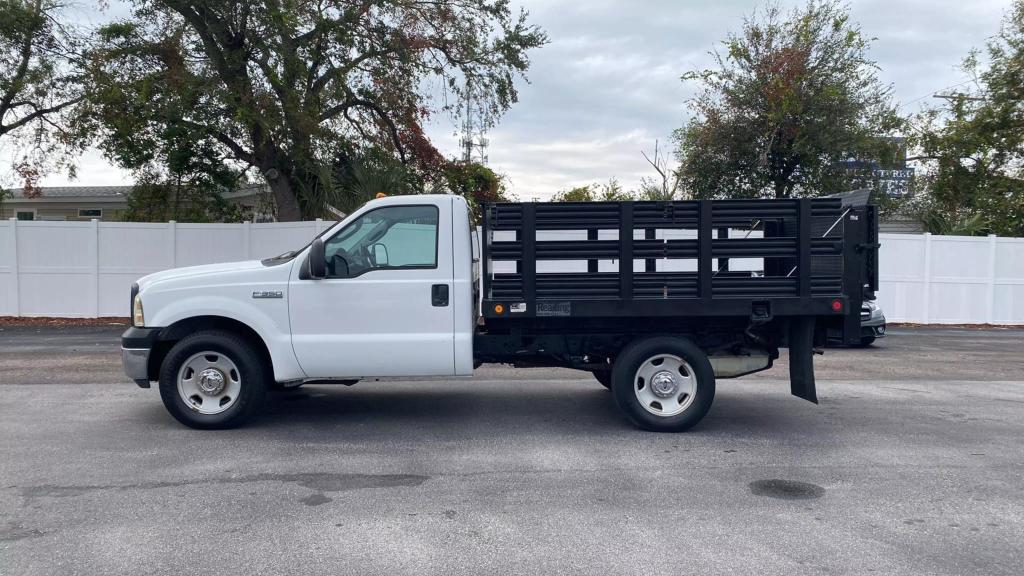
[{"left": 23, "top": 0, "right": 1015, "bottom": 200}]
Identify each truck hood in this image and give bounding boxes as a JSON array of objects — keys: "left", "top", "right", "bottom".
[{"left": 138, "top": 260, "right": 269, "bottom": 291}]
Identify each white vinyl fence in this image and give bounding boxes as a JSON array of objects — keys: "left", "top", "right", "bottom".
[
  {"left": 0, "top": 219, "right": 331, "bottom": 318},
  {"left": 875, "top": 233, "right": 1024, "bottom": 325},
  {"left": 1, "top": 218, "right": 1022, "bottom": 324}
]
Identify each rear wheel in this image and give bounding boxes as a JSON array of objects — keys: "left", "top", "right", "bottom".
[
  {"left": 611, "top": 336, "right": 715, "bottom": 432},
  {"left": 158, "top": 330, "right": 268, "bottom": 429}
]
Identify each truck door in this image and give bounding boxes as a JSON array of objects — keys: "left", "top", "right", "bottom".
[{"left": 288, "top": 199, "right": 456, "bottom": 378}]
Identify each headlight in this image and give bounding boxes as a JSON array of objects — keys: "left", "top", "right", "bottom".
[
  {"left": 863, "top": 300, "right": 877, "bottom": 312},
  {"left": 133, "top": 293, "right": 145, "bottom": 327}
]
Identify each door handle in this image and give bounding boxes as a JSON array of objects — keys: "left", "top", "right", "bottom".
[{"left": 431, "top": 284, "right": 449, "bottom": 307}]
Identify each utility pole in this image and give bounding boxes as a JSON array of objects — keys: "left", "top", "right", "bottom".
[{"left": 460, "top": 78, "right": 489, "bottom": 165}]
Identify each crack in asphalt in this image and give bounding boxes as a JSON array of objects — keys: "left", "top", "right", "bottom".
[{"left": 16, "top": 472, "right": 430, "bottom": 499}]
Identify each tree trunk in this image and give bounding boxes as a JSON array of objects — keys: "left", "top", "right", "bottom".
[
  {"left": 774, "top": 179, "right": 788, "bottom": 199},
  {"left": 266, "top": 172, "right": 303, "bottom": 221}
]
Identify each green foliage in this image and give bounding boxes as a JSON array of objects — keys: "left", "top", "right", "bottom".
[
  {"left": 675, "top": 0, "right": 903, "bottom": 199},
  {"left": 124, "top": 171, "right": 251, "bottom": 223},
  {"left": 112, "top": 112, "right": 254, "bottom": 221},
  {"left": 552, "top": 178, "right": 634, "bottom": 202},
  {"left": 908, "top": 1, "right": 1024, "bottom": 237},
  {"left": 1, "top": 0, "right": 85, "bottom": 177},
  {"left": 919, "top": 205, "right": 990, "bottom": 237},
  {"left": 331, "top": 147, "right": 423, "bottom": 214},
  {"left": 444, "top": 161, "right": 511, "bottom": 222},
  {"left": 80, "top": 0, "right": 546, "bottom": 220},
  {"left": 551, "top": 185, "right": 597, "bottom": 202}
]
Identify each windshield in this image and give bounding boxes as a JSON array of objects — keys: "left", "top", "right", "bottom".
[{"left": 260, "top": 224, "right": 337, "bottom": 266}]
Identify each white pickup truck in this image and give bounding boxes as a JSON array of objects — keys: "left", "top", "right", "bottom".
[{"left": 123, "top": 193, "right": 876, "bottom": 432}]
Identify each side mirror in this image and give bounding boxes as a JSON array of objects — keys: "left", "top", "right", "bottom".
[
  {"left": 308, "top": 238, "right": 327, "bottom": 279},
  {"left": 370, "top": 243, "right": 389, "bottom": 267}
]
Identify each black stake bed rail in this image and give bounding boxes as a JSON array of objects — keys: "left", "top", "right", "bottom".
[{"left": 480, "top": 198, "right": 859, "bottom": 320}]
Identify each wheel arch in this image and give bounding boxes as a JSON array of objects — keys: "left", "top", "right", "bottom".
[{"left": 148, "top": 316, "right": 273, "bottom": 382}]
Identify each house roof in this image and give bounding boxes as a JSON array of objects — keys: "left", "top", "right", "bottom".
[
  {"left": 4, "top": 183, "right": 269, "bottom": 202},
  {"left": 4, "top": 186, "right": 132, "bottom": 200},
  {"left": 824, "top": 188, "right": 873, "bottom": 208}
]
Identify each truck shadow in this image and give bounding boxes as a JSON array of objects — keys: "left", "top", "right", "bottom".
[
  {"left": 257, "top": 384, "right": 621, "bottom": 434},
  {"left": 242, "top": 383, "right": 815, "bottom": 438}
]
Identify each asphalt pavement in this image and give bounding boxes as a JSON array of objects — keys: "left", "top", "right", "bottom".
[{"left": 1, "top": 326, "right": 1022, "bottom": 575}]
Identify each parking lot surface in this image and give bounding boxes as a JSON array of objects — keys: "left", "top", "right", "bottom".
[{"left": 1, "top": 326, "right": 1023, "bottom": 575}]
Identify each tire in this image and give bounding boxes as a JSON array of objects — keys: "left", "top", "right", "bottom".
[
  {"left": 158, "top": 330, "right": 269, "bottom": 429},
  {"left": 858, "top": 336, "right": 876, "bottom": 347},
  {"left": 592, "top": 370, "right": 613, "bottom": 389},
  {"left": 610, "top": 336, "right": 715, "bottom": 432}
]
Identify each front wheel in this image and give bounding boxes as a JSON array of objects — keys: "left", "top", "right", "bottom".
[
  {"left": 158, "top": 330, "right": 268, "bottom": 429},
  {"left": 610, "top": 336, "right": 715, "bottom": 432}
]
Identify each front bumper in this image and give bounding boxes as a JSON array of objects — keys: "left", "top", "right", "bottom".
[
  {"left": 862, "top": 314, "right": 887, "bottom": 338},
  {"left": 121, "top": 327, "right": 161, "bottom": 388}
]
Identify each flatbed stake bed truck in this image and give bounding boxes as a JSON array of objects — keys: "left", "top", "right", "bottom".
[{"left": 122, "top": 194, "right": 878, "bottom": 432}]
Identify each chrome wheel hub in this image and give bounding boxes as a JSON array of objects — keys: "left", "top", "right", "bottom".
[
  {"left": 177, "top": 351, "right": 242, "bottom": 415},
  {"left": 633, "top": 353, "right": 697, "bottom": 417},
  {"left": 650, "top": 371, "right": 678, "bottom": 398},
  {"left": 197, "top": 368, "right": 226, "bottom": 395}
]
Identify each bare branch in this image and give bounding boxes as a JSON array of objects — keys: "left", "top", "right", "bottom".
[{"left": 0, "top": 96, "right": 83, "bottom": 138}]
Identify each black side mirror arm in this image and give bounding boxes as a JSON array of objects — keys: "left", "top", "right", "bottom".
[{"left": 305, "top": 238, "right": 327, "bottom": 279}]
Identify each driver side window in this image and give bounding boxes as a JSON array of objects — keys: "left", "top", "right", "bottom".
[{"left": 322, "top": 205, "right": 439, "bottom": 277}]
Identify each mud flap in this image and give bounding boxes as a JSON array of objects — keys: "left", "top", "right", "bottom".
[{"left": 788, "top": 316, "right": 818, "bottom": 403}]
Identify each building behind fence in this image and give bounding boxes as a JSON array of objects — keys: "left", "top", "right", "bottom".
[{"left": 1, "top": 218, "right": 1022, "bottom": 324}]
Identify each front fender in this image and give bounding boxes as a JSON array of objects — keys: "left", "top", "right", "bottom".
[{"left": 146, "top": 295, "right": 304, "bottom": 382}]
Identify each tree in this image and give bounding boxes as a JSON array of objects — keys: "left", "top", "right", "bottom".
[
  {"left": 443, "top": 161, "right": 511, "bottom": 222},
  {"left": 120, "top": 128, "right": 253, "bottom": 222},
  {"left": 551, "top": 178, "right": 633, "bottom": 202},
  {"left": 82, "top": 0, "right": 546, "bottom": 221},
  {"left": 675, "top": 0, "right": 902, "bottom": 200},
  {"left": 124, "top": 173, "right": 252, "bottom": 222},
  {"left": 1, "top": 0, "right": 85, "bottom": 180},
  {"left": 908, "top": 1, "right": 1024, "bottom": 237},
  {"left": 638, "top": 140, "right": 685, "bottom": 200},
  {"left": 331, "top": 146, "right": 422, "bottom": 214}
]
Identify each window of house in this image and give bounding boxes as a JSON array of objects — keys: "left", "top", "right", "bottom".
[
  {"left": 78, "top": 209, "right": 102, "bottom": 218},
  {"left": 15, "top": 210, "right": 34, "bottom": 221}
]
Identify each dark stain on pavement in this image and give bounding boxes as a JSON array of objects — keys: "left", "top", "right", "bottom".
[
  {"left": 749, "top": 479, "right": 825, "bottom": 500},
  {"left": 300, "top": 493, "right": 333, "bottom": 506},
  {"left": 18, "top": 473, "right": 430, "bottom": 500},
  {"left": 0, "top": 522, "right": 45, "bottom": 542}
]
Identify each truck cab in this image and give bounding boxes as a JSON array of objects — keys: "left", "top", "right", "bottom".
[{"left": 286, "top": 196, "right": 475, "bottom": 378}]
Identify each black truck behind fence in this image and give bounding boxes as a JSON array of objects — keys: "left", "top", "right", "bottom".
[{"left": 475, "top": 198, "right": 879, "bottom": 429}]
